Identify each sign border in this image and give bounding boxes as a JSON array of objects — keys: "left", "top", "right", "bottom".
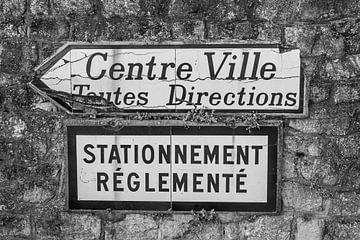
[
  {"left": 65, "top": 119, "right": 282, "bottom": 214},
  {"left": 30, "top": 42, "right": 308, "bottom": 118}
]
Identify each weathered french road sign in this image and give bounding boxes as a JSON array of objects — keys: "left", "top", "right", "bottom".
[
  {"left": 31, "top": 43, "right": 306, "bottom": 117},
  {"left": 67, "top": 121, "right": 281, "bottom": 212}
]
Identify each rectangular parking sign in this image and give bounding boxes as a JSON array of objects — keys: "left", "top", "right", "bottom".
[{"left": 67, "top": 121, "right": 281, "bottom": 212}]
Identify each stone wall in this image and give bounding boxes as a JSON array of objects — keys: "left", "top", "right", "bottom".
[{"left": 1, "top": 0, "right": 360, "bottom": 239}]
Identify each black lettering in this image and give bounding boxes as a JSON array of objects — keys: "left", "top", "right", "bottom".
[
  {"left": 175, "top": 145, "right": 187, "bottom": 164},
  {"left": 73, "top": 84, "right": 90, "bottom": 95},
  {"left": 128, "top": 172, "right": 140, "bottom": 192},
  {"left": 249, "top": 52, "right": 261, "bottom": 80},
  {"left": 83, "top": 144, "right": 95, "bottom": 163},
  {"left": 97, "top": 172, "right": 109, "bottom": 191},
  {"left": 248, "top": 87, "right": 256, "bottom": 106},
  {"left": 113, "top": 87, "right": 122, "bottom": 105},
  {"left": 86, "top": 52, "right": 107, "bottom": 80},
  {"left": 97, "top": 144, "right": 108, "bottom": 164},
  {"left": 123, "top": 92, "right": 135, "bottom": 105},
  {"left": 145, "top": 173, "right": 155, "bottom": 192},
  {"left": 238, "top": 52, "right": 249, "bottom": 80},
  {"left": 204, "top": 145, "right": 219, "bottom": 164},
  {"left": 142, "top": 144, "right": 154, "bottom": 164},
  {"left": 269, "top": 92, "right": 283, "bottom": 106},
  {"left": 186, "top": 86, "right": 195, "bottom": 105},
  {"left": 191, "top": 145, "right": 201, "bottom": 164},
  {"left": 126, "top": 63, "right": 143, "bottom": 80},
  {"left": 137, "top": 92, "right": 149, "bottom": 106},
  {"left": 159, "top": 62, "right": 175, "bottom": 80},
  {"left": 236, "top": 173, "right": 247, "bottom": 193},
  {"left": 177, "top": 63, "right": 192, "bottom": 80},
  {"left": 113, "top": 172, "right": 124, "bottom": 191},
  {"left": 207, "top": 173, "right": 219, "bottom": 192},
  {"left": 193, "top": 173, "right": 203, "bottom": 192},
  {"left": 285, "top": 92, "right": 297, "bottom": 106},
  {"left": 109, "top": 63, "right": 124, "bottom": 80},
  {"left": 159, "top": 173, "right": 169, "bottom": 192},
  {"left": 222, "top": 173, "right": 233, "bottom": 193},
  {"left": 109, "top": 145, "right": 121, "bottom": 164},
  {"left": 173, "top": 173, "right": 188, "bottom": 192},
  {"left": 146, "top": 56, "right": 156, "bottom": 80},
  {"left": 159, "top": 145, "right": 171, "bottom": 164},
  {"left": 166, "top": 84, "right": 186, "bottom": 105},
  {"left": 134, "top": 145, "right": 139, "bottom": 163},
  {"left": 223, "top": 145, "right": 234, "bottom": 164},
  {"left": 209, "top": 92, "right": 221, "bottom": 106},
  {"left": 224, "top": 92, "right": 235, "bottom": 105},
  {"left": 98, "top": 91, "right": 112, "bottom": 101},
  {"left": 237, "top": 87, "right": 246, "bottom": 105},
  {"left": 260, "top": 62, "right": 276, "bottom": 80},
  {"left": 252, "top": 145, "right": 263, "bottom": 164},
  {"left": 204, "top": 52, "right": 232, "bottom": 79},
  {"left": 256, "top": 92, "right": 269, "bottom": 106},
  {"left": 120, "top": 145, "right": 131, "bottom": 164},
  {"left": 236, "top": 146, "right": 249, "bottom": 165},
  {"left": 195, "top": 91, "right": 209, "bottom": 105},
  {"left": 226, "top": 55, "right": 236, "bottom": 80}
]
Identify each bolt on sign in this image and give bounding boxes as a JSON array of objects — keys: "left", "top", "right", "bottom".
[
  {"left": 67, "top": 121, "right": 281, "bottom": 212},
  {"left": 31, "top": 43, "right": 306, "bottom": 117}
]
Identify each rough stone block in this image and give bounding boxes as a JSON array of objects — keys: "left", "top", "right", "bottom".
[
  {"left": 289, "top": 106, "right": 350, "bottom": 136},
  {"left": 307, "top": 0, "right": 360, "bottom": 20},
  {"left": 22, "top": 186, "right": 53, "bottom": 203},
  {"left": 102, "top": 0, "right": 140, "bottom": 18},
  {"left": 325, "top": 54, "right": 360, "bottom": 80},
  {"left": 295, "top": 217, "right": 324, "bottom": 240},
  {"left": 334, "top": 84, "right": 360, "bottom": 104},
  {"left": 30, "top": 0, "right": 51, "bottom": 16},
  {"left": 310, "top": 85, "right": 331, "bottom": 103},
  {"left": 282, "top": 151, "right": 297, "bottom": 179},
  {"left": 0, "top": 215, "right": 31, "bottom": 238},
  {"left": 257, "top": 0, "right": 358, "bottom": 22},
  {"left": 169, "top": 20, "right": 200, "bottom": 41},
  {"left": 159, "top": 214, "right": 192, "bottom": 239},
  {"left": 0, "top": 115, "right": 26, "bottom": 139},
  {"left": 104, "top": 214, "right": 158, "bottom": 240},
  {"left": 301, "top": 56, "right": 327, "bottom": 80},
  {"left": 288, "top": 152, "right": 338, "bottom": 185},
  {"left": 224, "top": 215, "right": 293, "bottom": 240},
  {"left": 257, "top": 22, "right": 282, "bottom": 42},
  {"left": 330, "top": 192, "right": 360, "bottom": 216},
  {"left": 324, "top": 220, "right": 360, "bottom": 240},
  {"left": 181, "top": 222, "right": 223, "bottom": 240},
  {"left": 0, "top": 0, "right": 25, "bottom": 22},
  {"left": 282, "top": 182, "right": 323, "bottom": 211},
  {"left": 256, "top": 0, "right": 299, "bottom": 22},
  {"left": 284, "top": 131, "right": 324, "bottom": 156},
  {"left": 52, "top": 0, "right": 91, "bottom": 16},
  {"left": 60, "top": 213, "right": 101, "bottom": 240},
  {"left": 193, "top": 20, "right": 205, "bottom": 40},
  {"left": 169, "top": 0, "right": 238, "bottom": 21},
  {"left": 336, "top": 133, "right": 360, "bottom": 158},
  {"left": 258, "top": 0, "right": 360, "bottom": 22},
  {"left": 285, "top": 26, "right": 344, "bottom": 58},
  {"left": 217, "top": 213, "right": 247, "bottom": 224},
  {"left": 0, "top": 41, "right": 23, "bottom": 74}
]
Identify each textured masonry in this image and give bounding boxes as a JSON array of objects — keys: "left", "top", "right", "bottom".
[{"left": 1, "top": 0, "right": 360, "bottom": 239}]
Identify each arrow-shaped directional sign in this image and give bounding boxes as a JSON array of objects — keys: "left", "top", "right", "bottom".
[{"left": 30, "top": 42, "right": 307, "bottom": 116}]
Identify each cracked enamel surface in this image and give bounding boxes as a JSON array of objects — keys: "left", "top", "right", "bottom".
[{"left": 33, "top": 44, "right": 303, "bottom": 114}]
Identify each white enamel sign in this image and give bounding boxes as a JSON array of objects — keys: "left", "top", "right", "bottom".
[
  {"left": 67, "top": 124, "right": 280, "bottom": 212},
  {"left": 32, "top": 43, "right": 305, "bottom": 116}
]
